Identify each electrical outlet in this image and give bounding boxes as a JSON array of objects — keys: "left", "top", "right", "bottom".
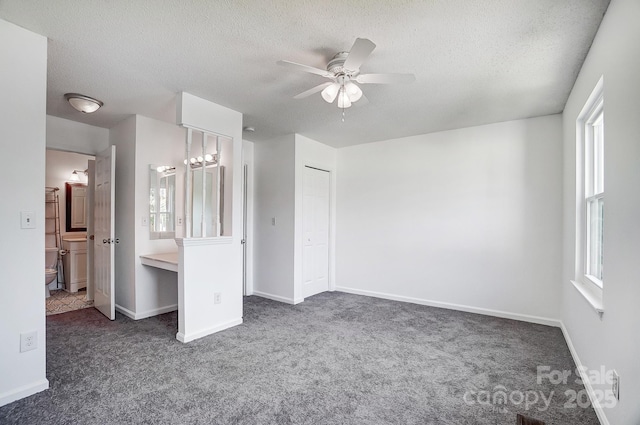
[
  {"left": 214, "top": 293, "right": 222, "bottom": 304},
  {"left": 271, "top": 217, "right": 276, "bottom": 226},
  {"left": 20, "top": 331, "right": 37, "bottom": 352},
  {"left": 177, "top": 217, "right": 183, "bottom": 226},
  {"left": 612, "top": 370, "right": 620, "bottom": 400}
]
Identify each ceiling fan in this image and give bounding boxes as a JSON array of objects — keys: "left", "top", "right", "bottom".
[{"left": 277, "top": 38, "right": 415, "bottom": 109}]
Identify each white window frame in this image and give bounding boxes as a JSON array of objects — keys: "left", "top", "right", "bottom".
[
  {"left": 572, "top": 76, "right": 604, "bottom": 314},
  {"left": 584, "top": 103, "right": 604, "bottom": 288}
]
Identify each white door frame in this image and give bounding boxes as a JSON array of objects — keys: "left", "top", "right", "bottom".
[
  {"left": 86, "top": 159, "right": 95, "bottom": 301},
  {"left": 241, "top": 140, "right": 254, "bottom": 296}
]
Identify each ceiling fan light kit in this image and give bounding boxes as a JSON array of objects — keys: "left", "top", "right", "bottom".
[{"left": 278, "top": 38, "right": 415, "bottom": 116}]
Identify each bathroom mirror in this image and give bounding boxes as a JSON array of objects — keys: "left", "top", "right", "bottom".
[
  {"left": 65, "top": 182, "right": 87, "bottom": 232},
  {"left": 149, "top": 165, "right": 176, "bottom": 239}
]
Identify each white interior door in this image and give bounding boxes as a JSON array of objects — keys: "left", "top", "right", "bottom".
[
  {"left": 94, "top": 146, "right": 116, "bottom": 320},
  {"left": 86, "top": 159, "right": 95, "bottom": 301},
  {"left": 302, "top": 166, "right": 330, "bottom": 298}
]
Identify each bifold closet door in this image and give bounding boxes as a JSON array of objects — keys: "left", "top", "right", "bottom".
[{"left": 302, "top": 166, "right": 330, "bottom": 298}]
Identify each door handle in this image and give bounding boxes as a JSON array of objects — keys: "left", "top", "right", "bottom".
[
  {"left": 241, "top": 239, "right": 246, "bottom": 245},
  {"left": 89, "top": 235, "right": 95, "bottom": 240},
  {"left": 114, "top": 238, "right": 120, "bottom": 244},
  {"left": 103, "top": 238, "right": 111, "bottom": 244}
]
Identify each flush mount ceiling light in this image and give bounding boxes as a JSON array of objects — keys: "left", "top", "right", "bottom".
[{"left": 64, "top": 93, "right": 104, "bottom": 113}]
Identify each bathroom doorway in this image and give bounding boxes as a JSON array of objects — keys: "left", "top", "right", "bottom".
[{"left": 45, "top": 149, "right": 95, "bottom": 315}]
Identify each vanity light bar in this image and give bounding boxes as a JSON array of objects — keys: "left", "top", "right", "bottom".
[
  {"left": 156, "top": 165, "right": 176, "bottom": 173},
  {"left": 183, "top": 153, "right": 218, "bottom": 168}
]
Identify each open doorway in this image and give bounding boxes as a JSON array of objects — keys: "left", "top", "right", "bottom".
[{"left": 45, "top": 149, "right": 95, "bottom": 315}]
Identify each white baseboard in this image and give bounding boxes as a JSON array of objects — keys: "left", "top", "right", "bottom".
[
  {"left": 176, "top": 318, "right": 243, "bottom": 343},
  {"left": 560, "top": 322, "right": 609, "bottom": 425},
  {"left": 252, "top": 291, "right": 302, "bottom": 305},
  {"left": 335, "top": 286, "right": 561, "bottom": 327},
  {"left": 115, "top": 304, "right": 178, "bottom": 320},
  {"left": 115, "top": 304, "right": 136, "bottom": 319},
  {"left": 0, "top": 379, "right": 49, "bottom": 407},
  {"left": 134, "top": 304, "right": 178, "bottom": 320}
]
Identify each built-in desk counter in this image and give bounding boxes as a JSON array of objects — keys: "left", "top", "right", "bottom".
[{"left": 140, "top": 252, "right": 179, "bottom": 272}]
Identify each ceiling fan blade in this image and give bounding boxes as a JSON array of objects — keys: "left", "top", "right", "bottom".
[
  {"left": 355, "top": 73, "right": 416, "bottom": 84},
  {"left": 277, "top": 60, "right": 331, "bottom": 77},
  {"left": 293, "top": 82, "right": 333, "bottom": 99},
  {"left": 343, "top": 38, "right": 376, "bottom": 72}
]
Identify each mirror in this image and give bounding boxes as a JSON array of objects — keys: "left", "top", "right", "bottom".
[
  {"left": 191, "top": 165, "right": 224, "bottom": 238},
  {"left": 65, "top": 182, "right": 87, "bottom": 232},
  {"left": 183, "top": 131, "right": 233, "bottom": 238},
  {"left": 149, "top": 165, "right": 176, "bottom": 239}
]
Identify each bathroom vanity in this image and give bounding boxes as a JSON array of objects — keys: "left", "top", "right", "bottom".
[{"left": 62, "top": 236, "right": 87, "bottom": 293}]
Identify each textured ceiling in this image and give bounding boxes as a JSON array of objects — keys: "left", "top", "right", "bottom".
[{"left": 0, "top": 0, "right": 609, "bottom": 147}]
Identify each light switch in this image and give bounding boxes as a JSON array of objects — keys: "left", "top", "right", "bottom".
[
  {"left": 271, "top": 217, "right": 276, "bottom": 226},
  {"left": 21, "top": 211, "right": 36, "bottom": 229}
]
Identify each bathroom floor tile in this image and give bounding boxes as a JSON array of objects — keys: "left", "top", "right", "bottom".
[{"left": 46, "top": 289, "right": 94, "bottom": 316}]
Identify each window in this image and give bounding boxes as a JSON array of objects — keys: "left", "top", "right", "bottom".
[
  {"left": 585, "top": 103, "right": 604, "bottom": 286},
  {"left": 577, "top": 77, "right": 604, "bottom": 291}
]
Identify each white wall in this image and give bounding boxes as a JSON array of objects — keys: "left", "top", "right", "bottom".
[
  {"left": 0, "top": 18, "right": 49, "bottom": 406},
  {"left": 109, "top": 116, "right": 137, "bottom": 313},
  {"left": 174, "top": 93, "right": 244, "bottom": 342},
  {"left": 133, "top": 115, "right": 185, "bottom": 318},
  {"left": 46, "top": 115, "right": 109, "bottom": 155},
  {"left": 561, "top": 1, "right": 640, "bottom": 424},
  {"left": 253, "top": 134, "right": 296, "bottom": 302},
  {"left": 336, "top": 115, "right": 563, "bottom": 324},
  {"left": 294, "top": 134, "right": 337, "bottom": 302}
]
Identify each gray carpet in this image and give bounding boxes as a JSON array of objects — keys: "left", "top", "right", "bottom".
[{"left": 1, "top": 292, "right": 599, "bottom": 424}]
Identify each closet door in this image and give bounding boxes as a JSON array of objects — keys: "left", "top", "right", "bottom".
[{"left": 302, "top": 166, "right": 330, "bottom": 298}]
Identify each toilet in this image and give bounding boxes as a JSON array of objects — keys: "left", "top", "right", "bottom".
[{"left": 45, "top": 247, "right": 58, "bottom": 298}]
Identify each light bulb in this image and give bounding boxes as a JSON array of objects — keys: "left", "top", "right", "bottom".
[
  {"left": 197, "top": 156, "right": 204, "bottom": 163},
  {"left": 337, "top": 88, "right": 352, "bottom": 108},
  {"left": 190, "top": 157, "right": 197, "bottom": 164},
  {"left": 69, "top": 171, "right": 80, "bottom": 181},
  {"left": 204, "top": 154, "right": 213, "bottom": 162},
  {"left": 345, "top": 82, "right": 362, "bottom": 102},
  {"left": 184, "top": 159, "right": 188, "bottom": 165},
  {"left": 321, "top": 83, "right": 340, "bottom": 103}
]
